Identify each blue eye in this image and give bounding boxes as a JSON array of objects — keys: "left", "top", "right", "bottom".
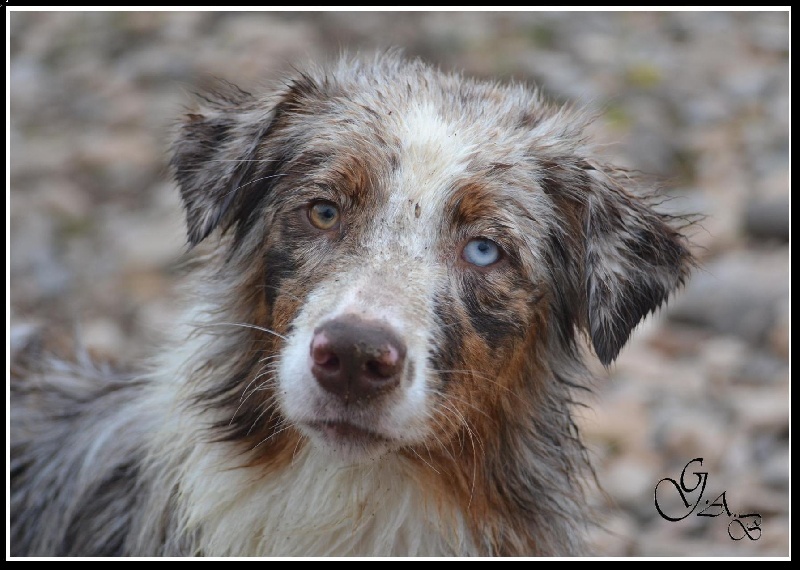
[{"left": 463, "top": 238, "right": 501, "bottom": 267}]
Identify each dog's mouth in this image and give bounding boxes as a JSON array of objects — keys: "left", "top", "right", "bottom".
[{"left": 305, "top": 420, "right": 393, "bottom": 448}]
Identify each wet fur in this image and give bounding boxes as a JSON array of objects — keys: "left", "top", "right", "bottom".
[{"left": 11, "top": 52, "right": 693, "bottom": 557}]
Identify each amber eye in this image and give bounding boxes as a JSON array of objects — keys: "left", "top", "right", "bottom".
[{"left": 308, "top": 201, "right": 340, "bottom": 230}]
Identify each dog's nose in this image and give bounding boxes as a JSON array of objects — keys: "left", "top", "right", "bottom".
[{"left": 310, "top": 316, "right": 406, "bottom": 403}]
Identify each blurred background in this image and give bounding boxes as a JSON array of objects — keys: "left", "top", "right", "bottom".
[{"left": 9, "top": 11, "right": 789, "bottom": 557}]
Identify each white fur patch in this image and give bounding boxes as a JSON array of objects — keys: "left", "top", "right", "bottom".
[
  {"left": 178, "top": 440, "right": 474, "bottom": 556},
  {"left": 276, "top": 102, "right": 476, "bottom": 456}
]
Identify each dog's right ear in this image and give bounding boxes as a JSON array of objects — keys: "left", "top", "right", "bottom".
[
  {"left": 171, "top": 83, "right": 263, "bottom": 246},
  {"left": 172, "top": 73, "right": 329, "bottom": 247}
]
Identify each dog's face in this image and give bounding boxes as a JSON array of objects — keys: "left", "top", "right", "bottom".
[
  {"left": 272, "top": 97, "right": 549, "bottom": 460},
  {"left": 172, "top": 55, "right": 691, "bottom": 463}
]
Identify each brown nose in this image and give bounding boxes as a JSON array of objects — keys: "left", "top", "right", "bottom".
[{"left": 310, "top": 316, "right": 407, "bottom": 404}]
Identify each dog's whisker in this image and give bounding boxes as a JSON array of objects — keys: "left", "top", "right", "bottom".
[
  {"left": 239, "top": 367, "right": 277, "bottom": 402},
  {"left": 204, "top": 158, "right": 284, "bottom": 163},
  {"left": 198, "top": 322, "right": 287, "bottom": 340},
  {"left": 232, "top": 173, "right": 287, "bottom": 193},
  {"left": 439, "top": 401, "right": 480, "bottom": 509},
  {"left": 409, "top": 448, "right": 441, "bottom": 475},
  {"left": 429, "top": 427, "right": 458, "bottom": 463},
  {"left": 437, "top": 393, "right": 493, "bottom": 423},
  {"left": 252, "top": 425, "right": 294, "bottom": 449},
  {"left": 290, "top": 434, "right": 307, "bottom": 466},
  {"left": 246, "top": 401, "right": 281, "bottom": 436},
  {"left": 434, "top": 368, "right": 529, "bottom": 406},
  {"left": 238, "top": 365, "right": 275, "bottom": 401}
]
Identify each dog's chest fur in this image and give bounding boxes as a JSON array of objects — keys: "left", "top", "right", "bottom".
[{"left": 179, "top": 445, "right": 473, "bottom": 556}]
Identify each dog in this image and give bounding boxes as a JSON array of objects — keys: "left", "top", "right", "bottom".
[{"left": 10, "top": 52, "right": 693, "bottom": 557}]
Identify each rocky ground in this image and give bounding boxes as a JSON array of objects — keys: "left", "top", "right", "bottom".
[{"left": 9, "top": 11, "right": 790, "bottom": 557}]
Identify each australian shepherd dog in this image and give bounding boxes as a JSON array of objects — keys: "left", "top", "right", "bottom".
[{"left": 11, "top": 52, "right": 693, "bottom": 557}]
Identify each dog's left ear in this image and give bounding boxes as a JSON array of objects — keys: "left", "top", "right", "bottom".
[{"left": 581, "top": 164, "right": 693, "bottom": 366}]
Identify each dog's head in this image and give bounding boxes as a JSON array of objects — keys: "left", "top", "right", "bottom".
[{"left": 172, "top": 54, "right": 692, "bottom": 463}]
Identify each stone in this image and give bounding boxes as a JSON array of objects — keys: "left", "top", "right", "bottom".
[
  {"left": 667, "top": 251, "right": 789, "bottom": 346},
  {"left": 743, "top": 198, "right": 790, "bottom": 242}
]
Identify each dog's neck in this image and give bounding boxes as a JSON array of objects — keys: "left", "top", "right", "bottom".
[{"left": 173, "top": 442, "right": 476, "bottom": 557}]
